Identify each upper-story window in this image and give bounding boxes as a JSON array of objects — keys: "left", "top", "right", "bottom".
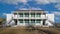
[
  {"left": 24, "top": 13, "right": 29, "bottom": 17},
  {"left": 19, "top": 13, "right": 23, "bottom": 17},
  {"left": 36, "top": 13, "right": 41, "bottom": 17},
  {"left": 31, "top": 13, "right": 35, "bottom": 17}
]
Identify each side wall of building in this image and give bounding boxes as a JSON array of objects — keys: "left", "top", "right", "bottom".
[
  {"left": 6, "top": 14, "right": 15, "bottom": 26},
  {"left": 46, "top": 14, "right": 54, "bottom": 26}
]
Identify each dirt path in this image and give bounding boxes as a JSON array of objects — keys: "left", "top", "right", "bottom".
[{"left": 0, "top": 27, "right": 60, "bottom": 34}]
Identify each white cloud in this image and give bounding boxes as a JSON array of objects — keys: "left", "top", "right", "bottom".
[
  {"left": 52, "top": 11, "right": 60, "bottom": 22},
  {"left": 35, "top": 0, "right": 60, "bottom": 10},
  {"left": 19, "top": 7, "right": 42, "bottom": 10},
  {"left": 19, "top": 8, "right": 28, "bottom": 10},
  {"left": 53, "top": 12, "right": 60, "bottom": 15},
  {"left": 56, "top": 17, "right": 60, "bottom": 19},
  {"left": 45, "top": 11, "right": 49, "bottom": 13},
  {"left": 0, "top": 0, "right": 59, "bottom": 5},
  {"left": 35, "top": 0, "right": 50, "bottom": 4},
  {"left": 0, "top": 0, "right": 27, "bottom": 5},
  {"left": 55, "top": 4, "right": 60, "bottom": 10},
  {"left": 0, "top": 0, "right": 60, "bottom": 10},
  {"left": 35, "top": 0, "right": 60, "bottom": 4},
  {"left": 35, "top": 0, "right": 57, "bottom": 4},
  {"left": 31, "top": 7, "right": 42, "bottom": 10}
]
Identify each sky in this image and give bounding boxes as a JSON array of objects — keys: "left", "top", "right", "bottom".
[{"left": 0, "top": 0, "right": 60, "bottom": 23}]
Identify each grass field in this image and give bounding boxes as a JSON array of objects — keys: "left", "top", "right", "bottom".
[{"left": 0, "top": 26, "right": 60, "bottom": 34}]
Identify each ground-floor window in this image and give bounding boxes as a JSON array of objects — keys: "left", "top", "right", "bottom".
[
  {"left": 19, "top": 19, "right": 23, "bottom": 23},
  {"left": 19, "top": 19, "right": 41, "bottom": 24},
  {"left": 35, "top": 13, "right": 41, "bottom": 17},
  {"left": 30, "top": 19, "right": 35, "bottom": 23},
  {"left": 24, "top": 19, "right": 29, "bottom": 23},
  {"left": 35, "top": 19, "right": 41, "bottom": 23}
]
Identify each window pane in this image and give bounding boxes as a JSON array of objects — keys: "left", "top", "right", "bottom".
[
  {"left": 24, "top": 19, "right": 29, "bottom": 23},
  {"left": 24, "top": 13, "right": 29, "bottom": 17},
  {"left": 31, "top": 13, "right": 35, "bottom": 17},
  {"left": 31, "top": 20, "right": 35, "bottom": 23},
  {"left": 19, "top": 20, "right": 23, "bottom": 23},
  {"left": 19, "top": 13, "right": 23, "bottom": 17},
  {"left": 36, "top": 19, "right": 41, "bottom": 23},
  {"left": 36, "top": 13, "right": 41, "bottom": 17}
]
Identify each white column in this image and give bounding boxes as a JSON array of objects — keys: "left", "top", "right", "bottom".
[
  {"left": 41, "top": 20, "right": 43, "bottom": 26},
  {"left": 41, "top": 12, "right": 43, "bottom": 26},
  {"left": 35, "top": 19, "right": 36, "bottom": 26},
  {"left": 17, "top": 20, "right": 20, "bottom": 26},
  {"left": 23, "top": 19, "right": 25, "bottom": 26}
]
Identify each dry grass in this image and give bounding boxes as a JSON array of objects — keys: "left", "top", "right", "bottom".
[{"left": 0, "top": 27, "right": 60, "bottom": 34}]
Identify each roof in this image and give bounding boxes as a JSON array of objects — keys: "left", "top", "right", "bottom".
[{"left": 13, "top": 10, "right": 46, "bottom": 13}]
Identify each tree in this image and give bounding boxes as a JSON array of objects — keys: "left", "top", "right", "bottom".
[{"left": 0, "top": 18, "right": 5, "bottom": 25}]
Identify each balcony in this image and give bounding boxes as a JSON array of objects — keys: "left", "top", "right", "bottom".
[{"left": 13, "top": 15, "right": 46, "bottom": 19}]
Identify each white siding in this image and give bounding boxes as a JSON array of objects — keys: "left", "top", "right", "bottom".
[
  {"left": 46, "top": 14, "right": 54, "bottom": 26},
  {"left": 6, "top": 14, "right": 14, "bottom": 25},
  {"left": 6, "top": 13, "right": 54, "bottom": 27}
]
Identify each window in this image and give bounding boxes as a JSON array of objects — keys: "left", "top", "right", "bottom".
[
  {"left": 19, "top": 13, "right": 23, "bottom": 17},
  {"left": 36, "top": 19, "right": 41, "bottom": 23},
  {"left": 36, "top": 13, "right": 41, "bottom": 17},
  {"left": 24, "top": 19, "right": 29, "bottom": 23},
  {"left": 24, "top": 13, "right": 29, "bottom": 17},
  {"left": 31, "top": 20, "right": 35, "bottom": 23},
  {"left": 31, "top": 13, "right": 35, "bottom": 17},
  {"left": 29, "top": 19, "right": 35, "bottom": 25},
  {"left": 19, "top": 19, "right": 23, "bottom": 23}
]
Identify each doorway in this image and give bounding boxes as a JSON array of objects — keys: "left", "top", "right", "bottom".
[
  {"left": 43, "top": 20, "right": 46, "bottom": 25},
  {"left": 14, "top": 19, "right": 17, "bottom": 25}
]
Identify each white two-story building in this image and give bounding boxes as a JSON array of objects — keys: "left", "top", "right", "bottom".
[{"left": 5, "top": 10, "right": 54, "bottom": 27}]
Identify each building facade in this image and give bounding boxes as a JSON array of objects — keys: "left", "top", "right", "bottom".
[{"left": 6, "top": 10, "right": 54, "bottom": 27}]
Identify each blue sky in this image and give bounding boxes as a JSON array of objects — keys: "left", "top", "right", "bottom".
[{"left": 0, "top": 0, "right": 60, "bottom": 23}]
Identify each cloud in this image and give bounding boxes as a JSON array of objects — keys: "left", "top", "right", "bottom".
[
  {"left": 35, "top": 0, "right": 50, "bottom": 4},
  {"left": 0, "top": 0, "right": 59, "bottom": 5},
  {"left": 31, "top": 7, "right": 42, "bottom": 10},
  {"left": 35, "top": 0, "right": 60, "bottom": 4},
  {"left": 56, "top": 17, "right": 60, "bottom": 20},
  {"left": 35, "top": 0, "right": 60, "bottom": 10},
  {"left": 35, "top": 0, "right": 57, "bottom": 4},
  {"left": 53, "top": 11, "right": 60, "bottom": 15},
  {"left": 19, "top": 7, "right": 42, "bottom": 10},
  {"left": 19, "top": 8, "right": 28, "bottom": 10},
  {"left": 0, "top": 0, "right": 27, "bottom": 5},
  {"left": 0, "top": 0, "right": 60, "bottom": 10},
  {"left": 52, "top": 11, "right": 60, "bottom": 22},
  {"left": 55, "top": 4, "right": 60, "bottom": 10}
]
